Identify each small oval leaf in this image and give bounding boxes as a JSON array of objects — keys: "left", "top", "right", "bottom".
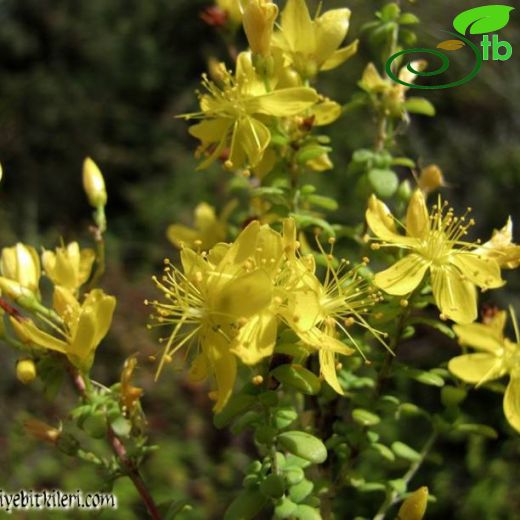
[
  {"left": 271, "top": 365, "right": 321, "bottom": 396},
  {"left": 453, "top": 5, "right": 514, "bottom": 35},
  {"left": 278, "top": 431, "right": 328, "bottom": 464},
  {"left": 437, "top": 39, "right": 465, "bottom": 51}
]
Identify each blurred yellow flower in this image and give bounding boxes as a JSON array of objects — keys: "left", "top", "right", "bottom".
[
  {"left": 16, "top": 358, "right": 37, "bottom": 384},
  {"left": 184, "top": 51, "right": 318, "bottom": 170},
  {"left": 24, "top": 418, "right": 61, "bottom": 445},
  {"left": 149, "top": 220, "right": 283, "bottom": 411},
  {"left": 278, "top": 220, "right": 385, "bottom": 393},
  {"left": 449, "top": 309, "right": 520, "bottom": 433},
  {"left": 1, "top": 243, "right": 41, "bottom": 295},
  {"left": 474, "top": 217, "right": 520, "bottom": 269},
  {"left": 120, "top": 356, "right": 144, "bottom": 414},
  {"left": 241, "top": 0, "right": 278, "bottom": 56},
  {"left": 272, "top": 0, "right": 358, "bottom": 79},
  {"left": 366, "top": 190, "right": 504, "bottom": 323},
  {"left": 166, "top": 201, "right": 236, "bottom": 250},
  {"left": 11, "top": 286, "right": 116, "bottom": 372},
  {"left": 42, "top": 242, "right": 96, "bottom": 293}
]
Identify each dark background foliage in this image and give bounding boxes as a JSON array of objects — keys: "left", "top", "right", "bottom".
[{"left": 0, "top": 0, "right": 519, "bottom": 518}]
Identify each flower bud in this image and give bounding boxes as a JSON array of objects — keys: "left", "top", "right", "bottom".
[
  {"left": 82, "top": 157, "right": 107, "bottom": 207},
  {"left": 241, "top": 0, "right": 278, "bottom": 56},
  {"left": 1, "top": 243, "right": 41, "bottom": 294},
  {"left": 16, "top": 358, "right": 37, "bottom": 384},
  {"left": 418, "top": 164, "right": 445, "bottom": 194},
  {"left": 397, "top": 486, "right": 429, "bottom": 520}
]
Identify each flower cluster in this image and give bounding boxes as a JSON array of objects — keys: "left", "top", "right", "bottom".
[
  {"left": 148, "top": 218, "right": 384, "bottom": 411},
  {"left": 0, "top": 241, "right": 115, "bottom": 373},
  {"left": 184, "top": 0, "right": 357, "bottom": 176}
]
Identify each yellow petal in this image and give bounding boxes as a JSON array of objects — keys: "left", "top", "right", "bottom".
[
  {"left": 450, "top": 252, "right": 504, "bottom": 289},
  {"left": 10, "top": 317, "right": 67, "bottom": 354},
  {"left": 232, "top": 310, "right": 278, "bottom": 365},
  {"left": 189, "top": 353, "right": 209, "bottom": 382},
  {"left": 214, "top": 269, "right": 273, "bottom": 318},
  {"left": 319, "top": 349, "right": 344, "bottom": 395},
  {"left": 188, "top": 118, "right": 231, "bottom": 143},
  {"left": 406, "top": 190, "right": 430, "bottom": 239},
  {"left": 374, "top": 254, "right": 429, "bottom": 296},
  {"left": 431, "top": 266, "right": 477, "bottom": 324},
  {"left": 311, "top": 99, "right": 342, "bottom": 126},
  {"left": 167, "top": 224, "right": 200, "bottom": 249},
  {"left": 314, "top": 8, "right": 351, "bottom": 65},
  {"left": 231, "top": 116, "right": 270, "bottom": 168},
  {"left": 366, "top": 195, "right": 416, "bottom": 246},
  {"left": 207, "top": 343, "right": 237, "bottom": 412},
  {"left": 321, "top": 40, "right": 358, "bottom": 71},
  {"left": 249, "top": 87, "right": 318, "bottom": 116},
  {"left": 453, "top": 322, "right": 504, "bottom": 353},
  {"left": 279, "top": 0, "right": 315, "bottom": 55},
  {"left": 448, "top": 353, "right": 504, "bottom": 384},
  {"left": 53, "top": 286, "right": 80, "bottom": 322},
  {"left": 78, "top": 248, "right": 96, "bottom": 286},
  {"left": 69, "top": 307, "right": 97, "bottom": 366},
  {"left": 297, "top": 327, "right": 354, "bottom": 356},
  {"left": 359, "top": 63, "right": 386, "bottom": 92},
  {"left": 503, "top": 375, "right": 520, "bottom": 433}
]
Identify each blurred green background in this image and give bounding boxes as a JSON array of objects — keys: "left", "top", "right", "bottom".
[{"left": 0, "top": 0, "right": 519, "bottom": 518}]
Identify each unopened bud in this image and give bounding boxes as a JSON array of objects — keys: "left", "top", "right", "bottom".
[
  {"left": 16, "top": 358, "right": 37, "bottom": 384},
  {"left": 82, "top": 157, "right": 107, "bottom": 207},
  {"left": 418, "top": 164, "right": 445, "bottom": 195},
  {"left": 397, "top": 486, "right": 429, "bottom": 520},
  {"left": 24, "top": 418, "right": 62, "bottom": 445},
  {"left": 241, "top": 0, "right": 278, "bottom": 56}
]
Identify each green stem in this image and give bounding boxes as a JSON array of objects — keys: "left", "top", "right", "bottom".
[{"left": 372, "top": 430, "right": 437, "bottom": 520}]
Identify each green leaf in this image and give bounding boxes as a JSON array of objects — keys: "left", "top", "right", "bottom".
[
  {"left": 412, "top": 370, "right": 445, "bottom": 387},
  {"left": 278, "top": 431, "right": 328, "bottom": 464},
  {"left": 380, "top": 3, "right": 401, "bottom": 22},
  {"left": 224, "top": 489, "right": 268, "bottom": 520},
  {"left": 163, "top": 499, "right": 192, "bottom": 520},
  {"left": 295, "top": 145, "right": 332, "bottom": 164},
  {"left": 288, "top": 479, "right": 314, "bottom": 503},
  {"left": 358, "top": 482, "right": 387, "bottom": 492},
  {"left": 399, "top": 12, "right": 420, "bottom": 25},
  {"left": 453, "top": 5, "right": 514, "bottom": 35},
  {"left": 404, "top": 98, "right": 436, "bottom": 116},
  {"left": 367, "top": 169, "right": 399, "bottom": 198},
  {"left": 392, "top": 442, "right": 421, "bottom": 462},
  {"left": 409, "top": 317, "right": 456, "bottom": 338},
  {"left": 110, "top": 416, "right": 131, "bottom": 438},
  {"left": 290, "top": 213, "right": 336, "bottom": 237},
  {"left": 260, "top": 474, "right": 285, "bottom": 499},
  {"left": 293, "top": 504, "right": 321, "bottom": 520},
  {"left": 214, "top": 394, "right": 256, "bottom": 429},
  {"left": 274, "top": 497, "right": 298, "bottom": 519},
  {"left": 371, "top": 443, "right": 396, "bottom": 462},
  {"left": 392, "top": 157, "right": 416, "bottom": 168},
  {"left": 274, "top": 407, "right": 299, "bottom": 430},
  {"left": 352, "top": 408, "right": 381, "bottom": 427},
  {"left": 454, "top": 423, "right": 498, "bottom": 439},
  {"left": 306, "top": 194, "right": 339, "bottom": 211},
  {"left": 441, "top": 386, "right": 467, "bottom": 408},
  {"left": 271, "top": 365, "right": 321, "bottom": 396},
  {"left": 283, "top": 466, "right": 305, "bottom": 485}
]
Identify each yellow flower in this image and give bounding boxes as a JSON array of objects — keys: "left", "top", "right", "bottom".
[
  {"left": 1, "top": 243, "right": 41, "bottom": 295},
  {"left": 278, "top": 220, "right": 385, "bottom": 393},
  {"left": 366, "top": 190, "right": 504, "bottom": 324},
  {"left": 474, "top": 217, "right": 520, "bottom": 269},
  {"left": 149, "top": 220, "right": 283, "bottom": 411},
  {"left": 241, "top": 0, "right": 278, "bottom": 56},
  {"left": 42, "top": 242, "right": 96, "bottom": 293},
  {"left": 10, "top": 286, "right": 116, "bottom": 371},
  {"left": 448, "top": 309, "right": 520, "bottom": 433},
  {"left": 166, "top": 201, "right": 237, "bottom": 250},
  {"left": 417, "top": 164, "right": 446, "bottom": 195},
  {"left": 184, "top": 52, "right": 318, "bottom": 170},
  {"left": 272, "top": 0, "right": 358, "bottom": 79}
]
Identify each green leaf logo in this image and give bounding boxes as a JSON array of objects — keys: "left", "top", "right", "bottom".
[{"left": 453, "top": 5, "right": 514, "bottom": 35}]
